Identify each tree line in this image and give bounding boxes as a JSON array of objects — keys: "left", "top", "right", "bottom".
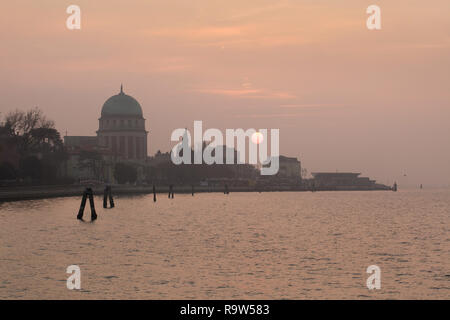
[{"left": 0, "top": 108, "right": 68, "bottom": 184}]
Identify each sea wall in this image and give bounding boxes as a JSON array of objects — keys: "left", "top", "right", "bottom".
[{"left": 0, "top": 183, "right": 391, "bottom": 202}]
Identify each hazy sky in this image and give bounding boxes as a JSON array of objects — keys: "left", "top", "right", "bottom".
[{"left": 1, "top": 0, "right": 449, "bottom": 186}]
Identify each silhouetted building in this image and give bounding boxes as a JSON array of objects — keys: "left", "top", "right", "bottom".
[
  {"left": 310, "top": 172, "right": 387, "bottom": 190},
  {"left": 64, "top": 136, "right": 98, "bottom": 148},
  {"left": 262, "top": 155, "right": 301, "bottom": 179},
  {"left": 63, "top": 85, "right": 148, "bottom": 182},
  {"left": 278, "top": 156, "right": 301, "bottom": 178},
  {"left": 97, "top": 85, "right": 148, "bottom": 160},
  {"left": 64, "top": 85, "right": 148, "bottom": 161}
]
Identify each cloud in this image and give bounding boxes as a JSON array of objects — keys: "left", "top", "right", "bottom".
[
  {"left": 192, "top": 88, "right": 296, "bottom": 99},
  {"left": 148, "top": 26, "right": 245, "bottom": 39},
  {"left": 190, "top": 76, "right": 296, "bottom": 100},
  {"left": 234, "top": 113, "right": 303, "bottom": 118},
  {"left": 279, "top": 103, "right": 350, "bottom": 108}
]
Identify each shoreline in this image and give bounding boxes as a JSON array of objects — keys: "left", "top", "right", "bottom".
[{"left": 0, "top": 184, "right": 392, "bottom": 202}]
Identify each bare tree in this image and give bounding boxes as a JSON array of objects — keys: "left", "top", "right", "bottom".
[
  {"left": 4, "top": 107, "right": 53, "bottom": 135},
  {"left": 3, "top": 107, "right": 55, "bottom": 152}
]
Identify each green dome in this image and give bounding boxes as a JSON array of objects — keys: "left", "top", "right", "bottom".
[{"left": 101, "top": 86, "right": 143, "bottom": 117}]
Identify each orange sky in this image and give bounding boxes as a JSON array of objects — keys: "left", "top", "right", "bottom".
[{"left": 1, "top": 0, "right": 449, "bottom": 186}]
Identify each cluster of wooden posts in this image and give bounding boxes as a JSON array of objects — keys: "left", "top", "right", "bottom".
[
  {"left": 77, "top": 183, "right": 231, "bottom": 221},
  {"left": 77, "top": 186, "right": 114, "bottom": 221}
]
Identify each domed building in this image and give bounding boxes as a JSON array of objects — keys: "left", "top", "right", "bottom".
[
  {"left": 97, "top": 85, "right": 148, "bottom": 161},
  {"left": 63, "top": 85, "right": 148, "bottom": 182}
]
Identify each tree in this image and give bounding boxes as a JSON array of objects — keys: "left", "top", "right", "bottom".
[
  {"left": 1, "top": 107, "right": 67, "bottom": 184},
  {"left": 28, "top": 127, "right": 63, "bottom": 153},
  {"left": 19, "top": 156, "right": 42, "bottom": 181},
  {"left": 3, "top": 108, "right": 54, "bottom": 136},
  {"left": 0, "top": 162, "right": 17, "bottom": 180},
  {"left": 114, "top": 163, "right": 137, "bottom": 184},
  {"left": 78, "top": 150, "right": 102, "bottom": 180},
  {"left": 3, "top": 108, "right": 55, "bottom": 154}
]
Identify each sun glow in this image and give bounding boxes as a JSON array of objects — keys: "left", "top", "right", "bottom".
[{"left": 251, "top": 131, "right": 264, "bottom": 145}]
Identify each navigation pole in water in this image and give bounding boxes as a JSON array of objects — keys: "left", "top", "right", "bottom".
[
  {"left": 103, "top": 185, "right": 114, "bottom": 208},
  {"left": 77, "top": 187, "right": 97, "bottom": 221}
]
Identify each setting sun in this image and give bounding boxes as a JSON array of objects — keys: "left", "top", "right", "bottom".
[{"left": 251, "top": 131, "right": 264, "bottom": 145}]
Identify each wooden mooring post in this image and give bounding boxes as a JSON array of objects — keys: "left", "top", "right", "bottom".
[
  {"left": 103, "top": 185, "right": 114, "bottom": 208},
  {"left": 77, "top": 187, "right": 97, "bottom": 221}
]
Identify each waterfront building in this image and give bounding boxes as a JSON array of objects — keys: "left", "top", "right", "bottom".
[
  {"left": 262, "top": 155, "right": 302, "bottom": 179},
  {"left": 278, "top": 156, "right": 301, "bottom": 178},
  {"left": 63, "top": 85, "right": 148, "bottom": 182},
  {"left": 96, "top": 85, "right": 148, "bottom": 161},
  {"left": 311, "top": 172, "right": 388, "bottom": 190}
]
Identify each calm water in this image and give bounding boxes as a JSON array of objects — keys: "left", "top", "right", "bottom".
[{"left": 0, "top": 190, "right": 449, "bottom": 299}]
